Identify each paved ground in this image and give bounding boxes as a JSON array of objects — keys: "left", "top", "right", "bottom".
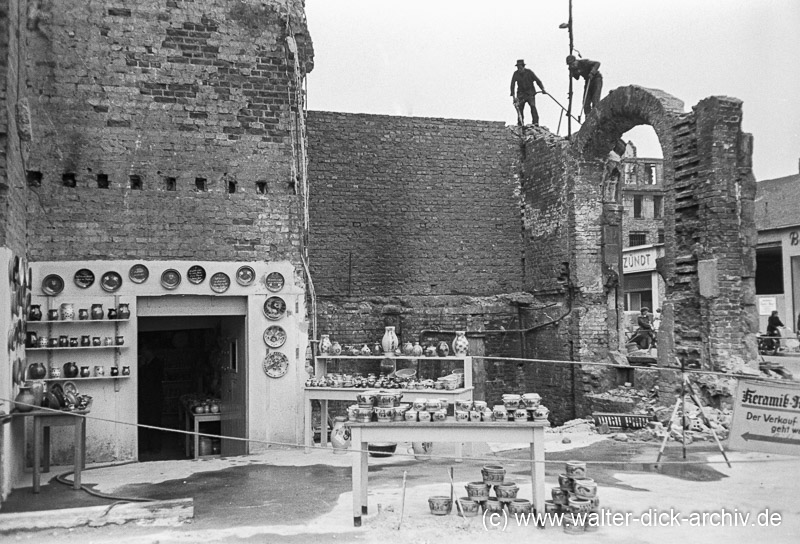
[{"left": 1, "top": 426, "right": 798, "bottom": 544}]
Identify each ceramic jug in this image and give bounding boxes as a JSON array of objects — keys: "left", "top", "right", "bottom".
[
  {"left": 14, "top": 386, "right": 36, "bottom": 412},
  {"left": 330, "top": 416, "right": 351, "bottom": 454},
  {"left": 29, "top": 305, "right": 42, "bottom": 321},
  {"left": 117, "top": 303, "right": 131, "bottom": 320},
  {"left": 90, "top": 304, "right": 104, "bottom": 320},
  {"left": 63, "top": 362, "right": 78, "bottom": 378}
]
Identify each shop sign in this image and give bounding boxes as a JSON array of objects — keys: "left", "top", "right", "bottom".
[
  {"left": 758, "top": 297, "right": 777, "bottom": 316},
  {"left": 622, "top": 247, "right": 659, "bottom": 273},
  {"left": 729, "top": 379, "right": 800, "bottom": 455}
]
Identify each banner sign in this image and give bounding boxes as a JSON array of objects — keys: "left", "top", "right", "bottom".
[{"left": 729, "top": 379, "right": 800, "bottom": 455}]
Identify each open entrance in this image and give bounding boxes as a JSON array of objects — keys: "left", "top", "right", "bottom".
[{"left": 136, "top": 297, "right": 248, "bottom": 461}]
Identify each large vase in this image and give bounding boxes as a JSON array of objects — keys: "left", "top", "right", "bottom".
[
  {"left": 27, "top": 362, "right": 47, "bottom": 380},
  {"left": 452, "top": 331, "right": 469, "bottom": 356},
  {"left": 330, "top": 416, "right": 351, "bottom": 454},
  {"left": 381, "top": 326, "right": 399, "bottom": 356},
  {"left": 14, "top": 386, "right": 36, "bottom": 412},
  {"left": 319, "top": 334, "right": 332, "bottom": 355}
]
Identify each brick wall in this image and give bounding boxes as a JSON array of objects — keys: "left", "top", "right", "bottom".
[{"left": 23, "top": 0, "right": 313, "bottom": 262}]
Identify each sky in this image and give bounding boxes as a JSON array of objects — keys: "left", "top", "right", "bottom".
[{"left": 305, "top": 0, "right": 800, "bottom": 181}]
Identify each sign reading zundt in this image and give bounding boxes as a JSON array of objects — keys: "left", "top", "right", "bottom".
[{"left": 729, "top": 379, "right": 800, "bottom": 455}]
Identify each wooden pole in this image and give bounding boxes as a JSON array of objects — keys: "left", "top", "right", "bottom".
[
  {"left": 567, "top": 0, "right": 574, "bottom": 139},
  {"left": 397, "top": 471, "right": 407, "bottom": 530}
]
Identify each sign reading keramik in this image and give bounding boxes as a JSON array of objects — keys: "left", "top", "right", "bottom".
[{"left": 729, "top": 379, "right": 800, "bottom": 455}]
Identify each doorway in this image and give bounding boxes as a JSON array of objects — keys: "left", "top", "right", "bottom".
[{"left": 137, "top": 314, "right": 247, "bottom": 461}]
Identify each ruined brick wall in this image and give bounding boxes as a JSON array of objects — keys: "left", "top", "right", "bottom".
[
  {"left": 621, "top": 159, "right": 665, "bottom": 248},
  {"left": 0, "top": 0, "right": 29, "bottom": 254},
  {"left": 307, "top": 111, "right": 524, "bottom": 297},
  {"left": 23, "top": 0, "right": 313, "bottom": 262}
]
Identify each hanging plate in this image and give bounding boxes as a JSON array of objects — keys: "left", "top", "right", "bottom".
[
  {"left": 161, "top": 269, "right": 181, "bottom": 290},
  {"left": 100, "top": 271, "right": 123, "bottom": 293},
  {"left": 74, "top": 269, "right": 95, "bottom": 289},
  {"left": 209, "top": 272, "right": 231, "bottom": 293},
  {"left": 129, "top": 263, "right": 149, "bottom": 284},
  {"left": 187, "top": 265, "right": 206, "bottom": 285},
  {"left": 263, "top": 325, "right": 287, "bottom": 348},
  {"left": 42, "top": 274, "right": 65, "bottom": 296},
  {"left": 263, "top": 296, "right": 286, "bottom": 320},
  {"left": 236, "top": 265, "right": 256, "bottom": 286},
  {"left": 265, "top": 272, "right": 285, "bottom": 292},
  {"left": 263, "top": 351, "right": 289, "bottom": 378},
  {"left": 12, "top": 358, "right": 20, "bottom": 385},
  {"left": 63, "top": 381, "right": 79, "bottom": 396}
]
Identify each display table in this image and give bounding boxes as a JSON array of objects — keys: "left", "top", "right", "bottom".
[
  {"left": 303, "top": 386, "right": 474, "bottom": 452},
  {"left": 178, "top": 403, "right": 222, "bottom": 459},
  {"left": 14, "top": 409, "right": 87, "bottom": 493},
  {"left": 348, "top": 419, "right": 547, "bottom": 527}
]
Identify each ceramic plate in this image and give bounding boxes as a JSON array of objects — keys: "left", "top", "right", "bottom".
[
  {"left": 12, "top": 358, "right": 20, "bottom": 385},
  {"left": 265, "top": 272, "right": 285, "bottom": 292},
  {"left": 263, "top": 296, "right": 287, "bottom": 320},
  {"left": 187, "top": 265, "right": 206, "bottom": 285},
  {"left": 263, "top": 351, "right": 289, "bottom": 378},
  {"left": 100, "top": 271, "right": 123, "bottom": 292},
  {"left": 42, "top": 274, "right": 65, "bottom": 296},
  {"left": 63, "top": 381, "right": 79, "bottom": 396},
  {"left": 263, "top": 325, "right": 287, "bottom": 348},
  {"left": 12, "top": 256, "right": 20, "bottom": 285},
  {"left": 74, "top": 269, "right": 95, "bottom": 289},
  {"left": 209, "top": 272, "right": 231, "bottom": 293},
  {"left": 236, "top": 266, "right": 255, "bottom": 286},
  {"left": 161, "top": 269, "right": 181, "bottom": 290},
  {"left": 129, "top": 263, "right": 149, "bottom": 284}
]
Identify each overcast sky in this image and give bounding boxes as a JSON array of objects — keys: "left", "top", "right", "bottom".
[{"left": 305, "top": 0, "right": 799, "bottom": 181}]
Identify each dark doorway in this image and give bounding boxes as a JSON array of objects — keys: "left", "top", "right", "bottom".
[{"left": 137, "top": 315, "right": 246, "bottom": 461}]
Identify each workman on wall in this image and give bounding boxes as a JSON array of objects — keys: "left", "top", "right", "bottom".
[
  {"left": 566, "top": 55, "right": 603, "bottom": 115},
  {"left": 510, "top": 59, "right": 546, "bottom": 126}
]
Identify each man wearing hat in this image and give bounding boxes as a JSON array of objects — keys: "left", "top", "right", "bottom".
[
  {"left": 566, "top": 55, "right": 602, "bottom": 115},
  {"left": 510, "top": 59, "right": 546, "bottom": 126}
]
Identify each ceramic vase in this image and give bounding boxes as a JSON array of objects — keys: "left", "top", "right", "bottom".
[
  {"left": 90, "top": 304, "right": 103, "bottom": 320},
  {"left": 117, "top": 303, "right": 131, "bottom": 320},
  {"left": 27, "top": 362, "right": 47, "bottom": 380},
  {"left": 29, "top": 305, "right": 42, "bottom": 321},
  {"left": 402, "top": 341, "right": 413, "bottom": 356},
  {"left": 330, "top": 416, "right": 351, "bottom": 454},
  {"left": 330, "top": 341, "right": 342, "bottom": 356},
  {"left": 452, "top": 331, "right": 469, "bottom": 356},
  {"left": 437, "top": 341, "right": 450, "bottom": 357},
  {"left": 411, "top": 341, "right": 424, "bottom": 357},
  {"left": 14, "top": 386, "right": 36, "bottom": 412},
  {"left": 319, "top": 334, "right": 332, "bottom": 355},
  {"left": 60, "top": 303, "right": 75, "bottom": 321},
  {"left": 63, "top": 362, "right": 78, "bottom": 378},
  {"left": 381, "top": 326, "right": 399, "bottom": 356},
  {"left": 49, "top": 364, "right": 61, "bottom": 379}
]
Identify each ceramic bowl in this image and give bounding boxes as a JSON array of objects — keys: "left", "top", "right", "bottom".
[
  {"left": 457, "top": 497, "right": 481, "bottom": 517},
  {"left": 368, "top": 443, "right": 397, "bottom": 458},
  {"left": 428, "top": 496, "right": 452, "bottom": 516}
]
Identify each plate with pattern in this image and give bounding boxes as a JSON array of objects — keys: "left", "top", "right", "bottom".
[
  {"left": 263, "top": 325, "right": 287, "bottom": 348},
  {"left": 100, "top": 271, "right": 123, "bottom": 292},
  {"left": 161, "top": 269, "right": 181, "bottom": 290},
  {"left": 263, "top": 296, "right": 286, "bottom": 320},
  {"left": 129, "top": 263, "right": 149, "bottom": 284},
  {"left": 42, "top": 274, "right": 65, "bottom": 296},
  {"left": 265, "top": 272, "right": 284, "bottom": 292},
  {"left": 236, "top": 266, "right": 256, "bottom": 286},
  {"left": 74, "top": 269, "right": 95, "bottom": 289},
  {"left": 209, "top": 272, "right": 231, "bottom": 293},
  {"left": 187, "top": 265, "right": 206, "bottom": 285},
  {"left": 263, "top": 351, "right": 289, "bottom": 378}
]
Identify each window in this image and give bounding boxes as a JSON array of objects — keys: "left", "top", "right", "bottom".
[
  {"left": 629, "top": 232, "right": 647, "bottom": 246},
  {"left": 624, "top": 163, "right": 636, "bottom": 185},
  {"left": 256, "top": 181, "right": 267, "bottom": 194},
  {"left": 129, "top": 175, "right": 142, "bottom": 190},
  {"left": 756, "top": 246, "right": 783, "bottom": 294},
  {"left": 164, "top": 177, "right": 176, "bottom": 191},
  {"left": 26, "top": 171, "right": 42, "bottom": 187},
  {"left": 653, "top": 195, "right": 663, "bottom": 219},
  {"left": 633, "top": 195, "right": 643, "bottom": 218},
  {"left": 195, "top": 177, "right": 207, "bottom": 192},
  {"left": 623, "top": 272, "right": 653, "bottom": 311},
  {"left": 644, "top": 163, "right": 656, "bottom": 184},
  {"left": 97, "top": 174, "right": 109, "bottom": 189},
  {"left": 227, "top": 181, "right": 237, "bottom": 194},
  {"left": 62, "top": 173, "right": 76, "bottom": 188},
  {"left": 657, "top": 229, "right": 665, "bottom": 244}
]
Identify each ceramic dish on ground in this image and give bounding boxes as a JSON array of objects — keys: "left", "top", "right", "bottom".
[
  {"left": 74, "top": 269, "right": 95, "bottom": 289},
  {"left": 100, "top": 271, "right": 123, "bottom": 292},
  {"left": 263, "top": 296, "right": 287, "bottom": 320},
  {"left": 42, "top": 274, "right": 65, "bottom": 296},
  {"left": 236, "top": 266, "right": 255, "bottom": 286},
  {"left": 161, "top": 269, "right": 181, "bottom": 290},
  {"left": 263, "top": 325, "right": 287, "bottom": 348},
  {"left": 129, "top": 263, "right": 149, "bottom": 284}
]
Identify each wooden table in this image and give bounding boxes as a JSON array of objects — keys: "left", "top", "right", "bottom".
[
  {"left": 14, "top": 409, "right": 87, "bottom": 493},
  {"left": 348, "top": 418, "right": 547, "bottom": 527},
  {"left": 303, "top": 387, "right": 474, "bottom": 452},
  {"left": 179, "top": 403, "right": 222, "bottom": 459}
]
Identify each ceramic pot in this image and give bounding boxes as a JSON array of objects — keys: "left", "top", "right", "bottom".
[
  {"left": 110, "top": 367, "right": 119, "bottom": 377},
  {"left": 60, "top": 303, "right": 74, "bottom": 321},
  {"left": 330, "top": 416, "right": 351, "bottom": 454},
  {"left": 80, "top": 366, "right": 90, "bottom": 378},
  {"left": 508, "top": 498, "right": 532, "bottom": 515},
  {"left": 319, "top": 334, "right": 332, "bottom": 355},
  {"left": 424, "top": 344, "right": 437, "bottom": 357},
  {"left": 451, "top": 331, "right": 469, "bottom": 356},
  {"left": 418, "top": 410, "right": 432, "bottom": 422},
  {"left": 534, "top": 405, "right": 550, "bottom": 421},
  {"left": 428, "top": 496, "right": 452, "bottom": 516},
  {"left": 90, "top": 304, "right": 103, "bottom": 320},
  {"left": 27, "top": 362, "right": 47, "bottom": 380},
  {"left": 401, "top": 341, "right": 413, "bottom": 356},
  {"left": 330, "top": 341, "right": 342, "bottom": 356},
  {"left": 513, "top": 408, "right": 529, "bottom": 422},
  {"left": 566, "top": 460, "right": 586, "bottom": 478},
  {"left": 49, "top": 364, "right": 61, "bottom": 379},
  {"left": 465, "top": 481, "right": 490, "bottom": 501},
  {"left": 521, "top": 393, "right": 541, "bottom": 409},
  {"left": 481, "top": 465, "right": 506, "bottom": 485},
  {"left": 568, "top": 497, "right": 592, "bottom": 513},
  {"left": 404, "top": 409, "right": 418, "bottom": 422},
  {"left": 29, "top": 305, "right": 42, "bottom": 321},
  {"left": 552, "top": 487, "right": 568, "bottom": 505},
  {"left": 360, "top": 344, "right": 371, "bottom": 356},
  {"left": 376, "top": 392, "right": 396, "bottom": 408},
  {"left": 107, "top": 308, "right": 117, "bottom": 320},
  {"left": 485, "top": 498, "right": 503, "bottom": 512},
  {"left": 81, "top": 335, "right": 90, "bottom": 346},
  {"left": 381, "top": 326, "right": 399, "bottom": 355},
  {"left": 558, "top": 473, "right": 574, "bottom": 491},
  {"left": 495, "top": 482, "right": 519, "bottom": 502},
  {"left": 410, "top": 341, "right": 424, "bottom": 357},
  {"left": 374, "top": 407, "right": 394, "bottom": 422},
  {"left": 63, "top": 362, "right": 79, "bottom": 378},
  {"left": 26, "top": 331, "right": 38, "bottom": 348},
  {"left": 455, "top": 410, "right": 469, "bottom": 422},
  {"left": 573, "top": 478, "right": 597, "bottom": 499},
  {"left": 117, "top": 303, "right": 131, "bottom": 320},
  {"left": 356, "top": 391, "right": 378, "bottom": 407},
  {"left": 455, "top": 399, "right": 472, "bottom": 412},
  {"left": 14, "top": 386, "right": 36, "bottom": 412},
  {"left": 457, "top": 497, "right": 481, "bottom": 517},
  {"left": 436, "top": 340, "right": 449, "bottom": 357},
  {"left": 372, "top": 343, "right": 382, "bottom": 356},
  {"left": 29, "top": 381, "right": 45, "bottom": 406},
  {"left": 47, "top": 309, "right": 59, "bottom": 321},
  {"left": 78, "top": 308, "right": 89, "bottom": 320},
  {"left": 69, "top": 337, "right": 78, "bottom": 347},
  {"left": 122, "top": 366, "right": 130, "bottom": 376}
]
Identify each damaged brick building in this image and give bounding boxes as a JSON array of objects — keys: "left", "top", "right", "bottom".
[{"left": 1, "top": 0, "right": 758, "bottom": 500}]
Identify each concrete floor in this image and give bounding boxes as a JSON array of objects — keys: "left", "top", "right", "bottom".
[{"left": 1, "top": 426, "right": 798, "bottom": 544}]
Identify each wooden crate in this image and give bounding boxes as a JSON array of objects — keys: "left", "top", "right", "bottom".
[{"left": 592, "top": 412, "right": 653, "bottom": 429}]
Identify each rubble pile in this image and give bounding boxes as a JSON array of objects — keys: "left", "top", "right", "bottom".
[{"left": 587, "top": 384, "right": 656, "bottom": 415}]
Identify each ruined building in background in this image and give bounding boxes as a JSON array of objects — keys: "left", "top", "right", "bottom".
[{"left": 1, "top": 0, "right": 757, "bottom": 502}]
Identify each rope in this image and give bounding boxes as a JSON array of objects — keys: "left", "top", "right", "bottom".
[{"left": 5, "top": 398, "right": 797, "bottom": 467}]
